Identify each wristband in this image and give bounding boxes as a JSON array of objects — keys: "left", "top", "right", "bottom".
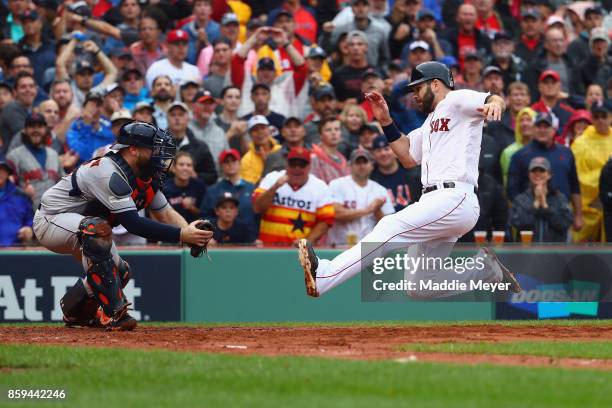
[{"left": 382, "top": 122, "right": 402, "bottom": 143}]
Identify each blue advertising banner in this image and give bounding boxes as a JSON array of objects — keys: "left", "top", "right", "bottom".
[{"left": 0, "top": 252, "right": 182, "bottom": 322}]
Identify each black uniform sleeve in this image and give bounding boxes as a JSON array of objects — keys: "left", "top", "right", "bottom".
[{"left": 115, "top": 210, "right": 181, "bottom": 243}]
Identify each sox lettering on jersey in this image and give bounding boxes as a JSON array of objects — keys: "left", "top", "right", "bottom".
[{"left": 430, "top": 118, "right": 451, "bottom": 133}]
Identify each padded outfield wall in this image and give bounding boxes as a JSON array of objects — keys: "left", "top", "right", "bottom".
[{"left": 0, "top": 247, "right": 493, "bottom": 322}]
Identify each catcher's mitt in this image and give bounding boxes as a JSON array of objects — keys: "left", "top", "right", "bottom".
[{"left": 190, "top": 219, "right": 214, "bottom": 259}]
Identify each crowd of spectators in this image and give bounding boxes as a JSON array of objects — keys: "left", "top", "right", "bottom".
[{"left": 0, "top": 0, "right": 611, "bottom": 247}]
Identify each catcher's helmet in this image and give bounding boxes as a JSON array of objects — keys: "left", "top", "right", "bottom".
[
  {"left": 113, "top": 121, "right": 177, "bottom": 184},
  {"left": 405, "top": 61, "right": 455, "bottom": 92}
]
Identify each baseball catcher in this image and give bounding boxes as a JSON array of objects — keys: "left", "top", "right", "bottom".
[{"left": 33, "top": 122, "right": 213, "bottom": 331}]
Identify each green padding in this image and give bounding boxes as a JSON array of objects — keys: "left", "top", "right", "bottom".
[{"left": 183, "top": 249, "right": 493, "bottom": 322}]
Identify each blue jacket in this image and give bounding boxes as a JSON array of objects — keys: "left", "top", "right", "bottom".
[
  {"left": 201, "top": 178, "right": 258, "bottom": 242},
  {"left": 507, "top": 140, "right": 580, "bottom": 201},
  {"left": 66, "top": 119, "right": 114, "bottom": 165},
  {"left": 389, "top": 79, "right": 427, "bottom": 133},
  {"left": 184, "top": 19, "right": 220, "bottom": 65},
  {"left": 0, "top": 181, "right": 33, "bottom": 246}
]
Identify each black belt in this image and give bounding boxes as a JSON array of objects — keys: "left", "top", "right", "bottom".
[{"left": 422, "top": 182, "right": 478, "bottom": 195}]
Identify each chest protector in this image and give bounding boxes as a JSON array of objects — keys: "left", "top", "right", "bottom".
[{"left": 69, "top": 152, "right": 160, "bottom": 226}]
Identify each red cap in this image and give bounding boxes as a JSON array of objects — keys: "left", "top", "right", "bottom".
[
  {"left": 196, "top": 90, "right": 215, "bottom": 104},
  {"left": 218, "top": 148, "right": 241, "bottom": 163},
  {"left": 166, "top": 29, "right": 189, "bottom": 43},
  {"left": 539, "top": 69, "right": 560, "bottom": 82},
  {"left": 287, "top": 147, "right": 311, "bottom": 163}
]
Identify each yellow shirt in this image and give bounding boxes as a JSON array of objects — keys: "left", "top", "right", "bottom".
[{"left": 240, "top": 138, "right": 281, "bottom": 184}]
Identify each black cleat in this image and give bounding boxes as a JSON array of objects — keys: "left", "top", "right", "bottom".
[
  {"left": 298, "top": 239, "right": 319, "bottom": 297},
  {"left": 483, "top": 247, "right": 522, "bottom": 293}
]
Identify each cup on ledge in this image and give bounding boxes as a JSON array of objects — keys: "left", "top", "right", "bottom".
[
  {"left": 520, "top": 230, "right": 533, "bottom": 246},
  {"left": 346, "top": 232, "right": 358, "bottom": 246},
  {"left": 492, "top": 231, "right": 505, "bottom": 246},
  {"left": 474, "top": 231, "right": 487, "bottom": 245}
]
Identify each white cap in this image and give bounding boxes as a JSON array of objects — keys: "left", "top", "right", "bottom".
[
  {"left": 110, "top": 108, "right": 132, "bottom": 123},
  {"left": 409, "top": 41, "right": 430, "bottom": 52},
  {"left": 247, "top": 115, "right": 269, "bottom": 131}
]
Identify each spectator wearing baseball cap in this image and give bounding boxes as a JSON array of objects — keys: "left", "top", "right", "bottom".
[
  {"left": 263, "top": 117, "right": 308, "bottom": 176},
  {"left": 306, "top": 46, "right": 331, "bottom": 83},
  {"left": 109, "top": 109, "right": 132, "bottom": 136},
  {"left": 201, "top": 148, "right": 259, "bottom": 243},
  {"left": 267, "top": 1, "right": 318, "bottom": 44},
  {"left": 196, "top": 12, "right": 242, "bottom": 79},
  {"left": 0, "top": 82, "right": 13, "bottom": 113},
  {"left": 253, "top": 146, "right": 335, "bottom": 246},
  {"left": 233, "top": 24, "right": 309, "bottom": 119},
  {"left": 145, "top": 29, "right": 200, "bottom": 90},
  {"left": 455, "top": 50, "right": 484, "bottom": 91},
  {"left": 570, "top": 100, "right": 612, "bottom": 242},
  {"left": 102, "top": 83, "right": 125, "bottom": 121},
  {"left": 330, "top": 1, "right": 390, "bottom": 69},
  {"left": 481, "top": 66, "right": 504, "bottom": 96},
  {"left": 0, "top": 154, "right": 34, "bottom": 247},
  {"left": 510, "top": 156, "right": 573, "bottom": 243},
  {"left": 164, "top": 151, "right": 207, "bottom": 224},
  {"left": 303, "top": 84, "right": 337, "bottom": 145},
  {"left": 212, "top": 192, "right": 254, "bottom": 245},
  {"left": 483, "top": 31, "right": 526, "bottom": 94},
  {"left": 240, "top": 82, "right": 287, "bottom": 138},
  {"left": 515, "top": 9, "right": 544, "bottom": 64},
  {"left": 330, "top": 31, "right": 379, "bottom": 102},
  {"left": 327, "top": 148, "right": 394, "bottom": 246},
  {"left": 566, "top": 6, "right": 605, "bottom": 68},
  {"left": 167, "top": 100, "right": 218, "bottom": 186},
  {"left": 370, "top": 135, "right": 422, "bottom": 211},
  {"left": 572, "top": 27, "right": 612, "bottom": 96},
  {"left": 131, "top": 101, "right": 155, "bottom": 125},
  {"left": 530, "top": 69, "right": 575, "bottom": 133},
  {"left": 121, "top": 68, "right": 150, "bottom": 111},
  {"left": 6, "top": 112, "right": 63, "bottom": 210},
  {"left": 405, "top": 41, "right": 433, "bottom": 71},
  {"left": 55, "top": 35, "right": 118, "bottom": 108},
  {"left": 189, "top": 90, "right": 229, "bottom": 173},
  {"left": 19, "top": 9, "right": 56, "bottom": 86},
  {"left": 240, "top": 115, "right": 281, "bottom": 184},
  {"left": 66, "top": 91, "right": 114, "bottom": 165},
  {"left": 508, "top": 111, "right": 582, "bottom": 232}
]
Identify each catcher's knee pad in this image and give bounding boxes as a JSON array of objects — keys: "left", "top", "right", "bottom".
[
  {"left": 60, "top": 278, "right": 100, "bottom": 326},
  {"left": 117, "top": 258, "right": 131, "bottom": 289},
  {"left": 78, "top": 217, "right": 126, "bottom": 320}
]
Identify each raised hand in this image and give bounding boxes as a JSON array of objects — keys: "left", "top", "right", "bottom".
[{"left": 364, "top": 91, "right": 393, "bottom": 126}]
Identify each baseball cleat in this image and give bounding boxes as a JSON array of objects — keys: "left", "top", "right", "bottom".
[
  {"left": 483, "top": 247, "right": 522, "bottom": 293},
  {"left": 298, "top": 239, "right": 319, "bottom": 297},
  {"left": 96, "top": 303, "right": 137, "bottom": 331}
]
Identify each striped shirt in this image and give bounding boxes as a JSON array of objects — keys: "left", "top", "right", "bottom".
[{"left": 253, "top": 171, "right": 335, "bottom": 245}]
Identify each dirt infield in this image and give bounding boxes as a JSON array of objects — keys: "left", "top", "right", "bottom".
[{"left": 2, "top": 324, "right": 612, "bottom": 370}]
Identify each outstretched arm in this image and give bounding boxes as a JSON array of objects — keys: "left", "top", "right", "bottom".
[
  {"left": 480, "top": 94, "right": 506, "bottom": 122},
  {"left": 364, "top": 91, "right": 417, "bottom": 169}
]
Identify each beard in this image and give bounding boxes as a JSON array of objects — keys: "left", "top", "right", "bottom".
[
  {"left": 135, "top": 154, "right": 154, "bottom": 179},
  {"left": 421, "top": 85, "right": 435, "bottom": 114},
  {"left": 154, "top": 90, "right": 172, "bottom": 102}
]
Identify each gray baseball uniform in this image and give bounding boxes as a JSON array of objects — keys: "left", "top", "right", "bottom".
[{"left": 33, "top": 154, "right": 169, "bottom": 273}]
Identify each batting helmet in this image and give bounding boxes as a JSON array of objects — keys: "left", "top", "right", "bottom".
[{"left": 405, "top": 61, "right": 455, "bottom": 92}]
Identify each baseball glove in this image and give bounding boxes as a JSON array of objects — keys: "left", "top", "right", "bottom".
[{"left": 190, "top": 219, "right": 214, "bottom": 259}]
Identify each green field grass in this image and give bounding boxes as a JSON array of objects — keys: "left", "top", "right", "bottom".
[
  {"left": 401, "top": 341, "right": 612, "bottom": 359},
  {"left": 1, "top": 343, "right": 611, "bottom": 408}
]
